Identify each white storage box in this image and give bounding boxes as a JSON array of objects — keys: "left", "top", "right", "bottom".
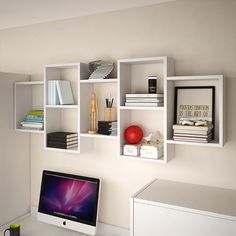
[
  {"left": 123, "top": 144, "right": 140, "bottom": 156},
  {"left": 140, "top": 143, "right": 163, "bottom": 159}
]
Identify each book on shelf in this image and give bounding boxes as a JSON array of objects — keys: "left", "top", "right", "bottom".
[
  {"left": 56, "top": 80, "right": 74, "bottom": 105},
  {"left": 47, "top": 136, "right": 78, "bottom": 143},
  {"left": 48, "top": 80, "right": 74, "bottom": 105},
  {"left": 97, "top": 130, "right": 117, "bottom": 136},
  {"left": 173, "top": 124, "right": 213, "bottom": 131},
  {"left": 98, "top": 121, "right": 117, "bottom": 129},
  {"left": 25, "top": 114, "right": 44, "bottom": 121},
  {"left": 47, "top": 140, "right": 78, "bottom": 146},
  {"left": 97, "top": 121, "right": 117, "bottom": 135},
  {"left": 173, "top": 129, "right": 211, "bottom": 135},
  {"left": 48, "top": 80, "right": 60, "bottom": 105},
  {"left": 21, "top": 121, "right": 43, "bottom": 128},
  {"left": 20, "top": 110, "right": 44, "bottom": 130},
  {"left": 28, "top": 110, "right": 44, "bottom": 116},
  {"left": 126, "top": 98, "right": 164, "bottom": 103},
  {"left": 20, "top": 126, "right": 43, "bottom": 131},
  {"left": 126, "top": 93, "right": 164, "bottom": 98},
  {"left": 125, "top": 102, "right": 164, "bottom": 107},
  {"left": 173, "top": 133, "right": 212, "bottom": 138},
  {"left": 173, "top": 138, "right": 212, "bottom": 143},
  {"left": 47, "top": 143, "right": 78, "bottom": 149},
  {"left": 47, "top": 132, "right": 78, "bottom": 139}
]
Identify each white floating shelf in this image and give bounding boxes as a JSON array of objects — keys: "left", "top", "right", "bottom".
[
  {"left": 45, "top": 147, "right": 79, "bottom": 153},
  {"left": 120, "top": 155, "right": 166, "bottom": 163},
  {"left": 80, "top": 78, "right": 117, "bottom": 83},
  {"left": 15, "top": 81, "right": 44, "bottom": 85},
  {"left": 45, "top": 105, "right": 78, "bottom": 109},
  {"left": 15, "top": 128, "right": 44, "bottom": 134},
  {"left": 166, "top": 139, "right": 222, "bottom": 147},
  {"left": 120, "top": 106, "right": 164, "bottom": 111},
  {"left": 80, "top": 133, "right": 117, "bottom": 139}
]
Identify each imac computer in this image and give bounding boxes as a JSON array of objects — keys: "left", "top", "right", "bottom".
[{"left": 37, "top": 170, "right": 100, "bottom": 235}]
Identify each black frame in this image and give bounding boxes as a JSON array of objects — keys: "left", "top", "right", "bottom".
[
  {"left": 174, "top": 86, "right": 215, "bottom": 137},
  {"left": 38, "top": 170, "right": 100, "bottom": 226}
]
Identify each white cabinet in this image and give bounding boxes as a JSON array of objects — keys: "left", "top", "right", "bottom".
[{"left": 131, "top": 179, "right": 236, "bottom": 236}]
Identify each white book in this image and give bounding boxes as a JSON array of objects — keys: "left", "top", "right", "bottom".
[
  {"left": 126, "top": 98, "right": 164, "bottom": 103},
  {"left": 53, "top": 80, "right": 60, "bottom": 105},
  {"left": 126, "top": 94, "right": 164, "bottom": 98},
  {"left": 48, "top": 80, "right": 60, "bottom": 105},
  {"left": 125, "top": 102, "right": 164, "bottom": 107},
  {"left": 56, "top": 80, "right": 75, "bottom": 105}
]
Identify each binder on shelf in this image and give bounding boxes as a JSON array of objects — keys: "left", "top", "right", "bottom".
[
  {"left": 48, "top": 80, "right": 60, "bottom": 105},
  {"left": 56, "top": 80, "right": 74, "bottom": 105}
]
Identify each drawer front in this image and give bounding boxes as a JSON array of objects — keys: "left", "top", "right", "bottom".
[{"left": 133, "top": 202, "right": 236, "bottom": 236}]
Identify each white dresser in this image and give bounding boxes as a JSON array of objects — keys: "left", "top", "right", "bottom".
[{"left": 130, "top": 179, "right": 236, "bottom": 236}]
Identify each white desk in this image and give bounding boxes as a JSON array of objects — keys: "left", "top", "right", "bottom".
[{"left": 131, "top": 179, "right": 236, "bottom": 236}]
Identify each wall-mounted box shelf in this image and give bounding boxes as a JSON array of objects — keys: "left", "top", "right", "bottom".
[
  {"left": 165, "top": 75, "right": 224, "bottom": 148},
  {"left": 14, "top": 58, "right": 224, "bottom": 162},
  {"left": 44, "top": 63, "right": 81, "bottom": 153},
  {"left": 118, "top": 57, "right": 175, "bottom": 163},
  {"left": 14, "top": 80, "right": 44, "bottom": 133}
]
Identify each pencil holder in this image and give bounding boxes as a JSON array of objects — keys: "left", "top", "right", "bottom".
[{"left": 104, "top": 107, "right": 116, "bottom": 121}]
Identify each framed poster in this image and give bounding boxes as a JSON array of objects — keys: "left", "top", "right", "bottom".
[{"left": 174, "top": 86, "right": 215, "bottom": 125}]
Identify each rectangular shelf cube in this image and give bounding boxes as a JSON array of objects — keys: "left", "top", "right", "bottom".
[
  {"left": 165, "top": 75, "right": 224, "bottom": 148},
  {"left": 118, "top": 57, "right": 174, "bottom": 163},
  {"left": 14, "top": 81, "right": 44, "bottom": 133}
]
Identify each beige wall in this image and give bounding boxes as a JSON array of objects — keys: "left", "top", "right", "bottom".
[{"left": 0, "top": 0, "right": 236, "bottom": 229}]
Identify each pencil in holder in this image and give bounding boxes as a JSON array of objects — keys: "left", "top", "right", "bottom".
[{"left": 104, "top": 107, "right": 116, "bottom": 121}]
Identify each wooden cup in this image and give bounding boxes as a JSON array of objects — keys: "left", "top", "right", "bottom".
[{"left": 104, "top": 107, "right": 116, "bottom": 122}]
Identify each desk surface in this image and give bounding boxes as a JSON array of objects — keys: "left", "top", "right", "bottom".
[
  {"left": 134, "top": 179, "right": 236, "bottom": 221},
  {"left": 0, "top": 216, "right": 102, "bottom": 236}
]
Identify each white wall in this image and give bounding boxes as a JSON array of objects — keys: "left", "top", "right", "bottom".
[
  {"left": 0, "top": 0, "right": 236, "bottom": 229},
  {"left": 0, "top": 73, "right": 30, "bottom": 226}
]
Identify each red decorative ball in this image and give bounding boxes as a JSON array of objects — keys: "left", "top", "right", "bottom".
[{"left": 125, "top": 125, "right": 143, "bottom": 144}]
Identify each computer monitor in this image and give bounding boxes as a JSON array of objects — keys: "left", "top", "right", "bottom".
[{"left": 37, "top": 170, "right": 100, "bottom": 235}]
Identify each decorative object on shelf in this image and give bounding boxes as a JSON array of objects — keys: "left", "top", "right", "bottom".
[
  {"left": 88, "top": 93, "right": 98, "bottom": 134},
  {"left": 123, "top": 144, "right": 140, "bottom": 156},
  {"left": 47, "top": 132, "right": 78, "bottom": 149},
  {"left": 88, "top": 60, "right": 114, "bottom": 80},
  {"left": 143, "top": 131, "right": 162, "bottom": 144},
  {"left": 97, "top": 121, "right": 117, "bottom": 136},
  {"left": 147, "top": 75, "right": 157, "bottom": 94},
  {"left": 20, "top": 110, "right": 44, "bottom": 130},
  {"left": 174, "top": 86, "right": 215, "bottom": 124},
  {"left": 125, "top": 93, "right": 164, "bottom": 107},
  {"left": 48, "top": 80, "right": 74, "bottom": 105},
  {"left": 124, "top": 125, "right": 143, "bottom": 144},
  {"left": 174, "top": 86, "right": 215, "bottom": 143},
  {"left": 104, "top": 94, "right": 115, "bottom": 121},
  {"left": 141, "top": 131, "right": 163, "bottom": 159}
]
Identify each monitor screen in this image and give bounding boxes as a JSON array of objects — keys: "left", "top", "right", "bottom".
[{"left": 38, "top": 170, "right": 100, "bottom": 227}]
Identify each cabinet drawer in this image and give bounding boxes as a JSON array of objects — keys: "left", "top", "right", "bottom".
[{"left": 134, "top": 202, "right": 236, "bottom": 236}]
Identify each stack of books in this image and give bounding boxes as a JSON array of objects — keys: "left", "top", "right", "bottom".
[
  {"left": 125, "top": 94, "right": 164, "bottom": 107},
  {"left": 48, "top": 80, "right": 74, "bottom": 105},
  {"left": 47, "top": 132, "right": 78, "bottom": 149},
  {"left": 173, "top": 124, "right": 213, "bottom": 143},
  {"left": 20, "top": 110, "right": 44, "bottom": 130},
  {"left": 98, "top": 121, "right": 117, "bottom": 136}
]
